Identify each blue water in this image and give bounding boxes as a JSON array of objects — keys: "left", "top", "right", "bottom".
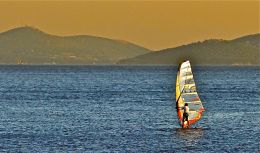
[{"left": 0, "top": 66, "right": 259, "bottom": 152}]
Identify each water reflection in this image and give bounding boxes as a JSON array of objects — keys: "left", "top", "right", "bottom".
[{"left": 175, "top": 128, "right": 205, "bottom": 142}]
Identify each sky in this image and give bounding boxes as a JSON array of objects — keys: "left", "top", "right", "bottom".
[{"left": 0, "top": 0, "right": 259, "bottom": 50}]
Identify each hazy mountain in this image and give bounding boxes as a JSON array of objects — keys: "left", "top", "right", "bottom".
[
  {"left": 118, "top": 33, "right": 260, "bottom": 65},
  {"left": 0, "top": 27, "right": 259, "bottom": 65},
  {"left": 0, "top": 26, "right": 151, "bottom": 64}
]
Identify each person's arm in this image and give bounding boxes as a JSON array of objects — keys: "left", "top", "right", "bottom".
[{"left": 177, "top": 106, "right": 184, "bottom": 110}]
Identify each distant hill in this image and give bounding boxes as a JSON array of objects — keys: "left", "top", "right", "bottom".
[
  {"left": 1, "top": 27, "right": 259, "bottom": 66},
  {"left": 118, "top": 33, "right": 260, "bottom": 65},
  {"left": 0, "top": 26, "right": 151, "bottom": 64}
]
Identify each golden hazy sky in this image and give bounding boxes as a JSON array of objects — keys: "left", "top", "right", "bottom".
[{"left": 0, "top": 1, "right": 259, "bottom": 50}]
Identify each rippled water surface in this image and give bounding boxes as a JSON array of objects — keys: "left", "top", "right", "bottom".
[{"left": 0, "top": 66, "right": 259, "bottom": 152}]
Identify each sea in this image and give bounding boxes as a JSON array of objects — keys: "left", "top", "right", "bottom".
[{"left": 0, "top": 65, "right": 259, "bottom": 152}]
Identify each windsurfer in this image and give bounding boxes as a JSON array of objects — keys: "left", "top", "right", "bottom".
[
  {"left": 176, "top": 61, "right": 205, "bottom": 128},
  {"left": 182, "top": 103, "right": 189, "bottom": 127}
]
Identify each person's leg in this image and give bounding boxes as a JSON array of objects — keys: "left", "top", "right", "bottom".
[
  {"left": 187, "top": 115, "right": 189, "bottom": 127},
  {"left": 183, "top": 113, "right": 187, "bottom": 127},
  {"left": 182, "top": 114, "right": 185, "bottom": 124}
]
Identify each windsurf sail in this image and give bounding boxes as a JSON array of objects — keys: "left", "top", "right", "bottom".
[{"left": 176, "top": 60, "right": 205, "bottom": 128}]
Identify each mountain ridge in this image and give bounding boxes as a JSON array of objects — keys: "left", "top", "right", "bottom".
[
  {"left": 0, "top": 26, "right": 151, "bottom": 64},
  {"left": 0, "top": 26, "right": 259, "bottom": 65},
  {"left": 118, "top": 33, "right": 260, "bottom": 65}
]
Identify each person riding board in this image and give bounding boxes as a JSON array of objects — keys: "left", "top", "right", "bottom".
[{"left": 182, "top": 103, "right": 189, "bottom": 127}]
